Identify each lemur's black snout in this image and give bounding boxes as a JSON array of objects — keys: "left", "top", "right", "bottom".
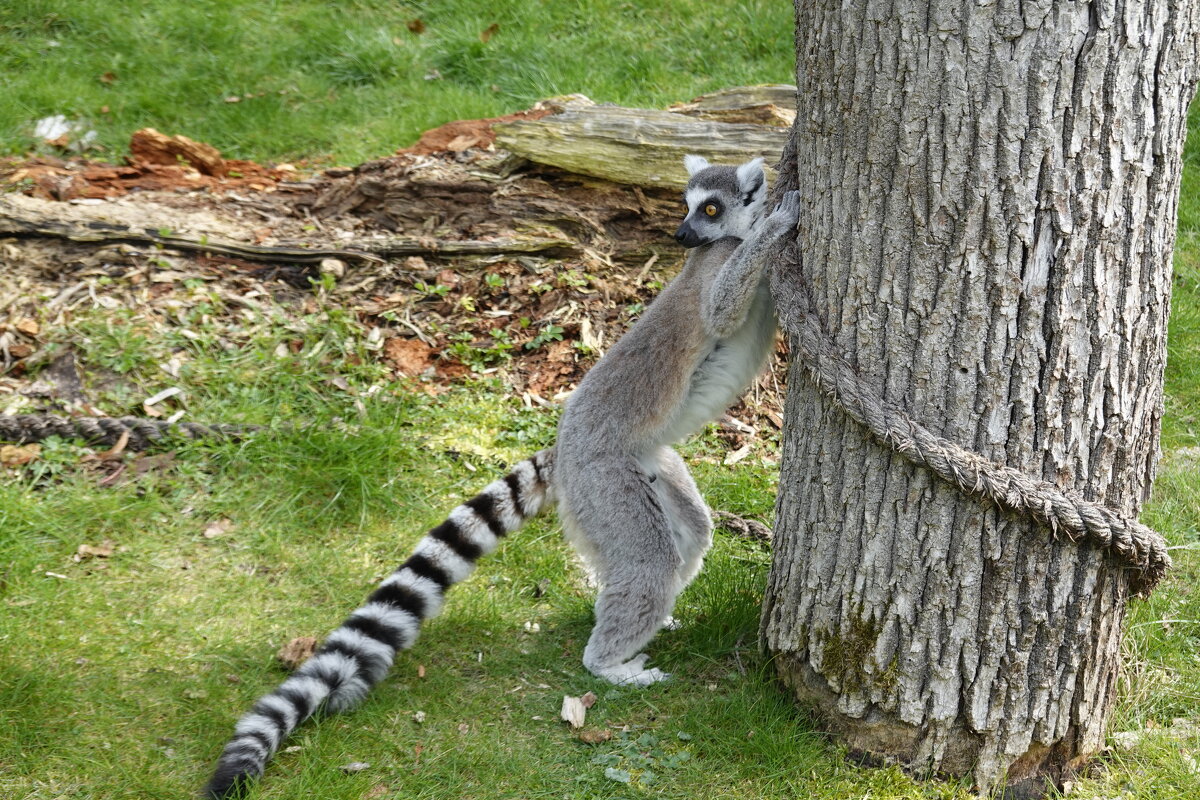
[{"left": 674, "top": 221, "right": 705, "bottom": 249}]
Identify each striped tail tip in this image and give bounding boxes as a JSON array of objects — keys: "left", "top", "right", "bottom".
[
  {"left": 202, "top": 449, "right": 554, "bottom": 796},
  {"left": 204, "top": 759, "right": 258, "bottom": 799}
]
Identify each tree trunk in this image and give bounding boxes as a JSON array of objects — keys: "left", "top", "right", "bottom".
[{"left": 762, "top": 1, "right": 1199, "bottom": 795}]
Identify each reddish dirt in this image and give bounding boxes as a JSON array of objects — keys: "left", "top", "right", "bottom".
[
  {"left": 1, "top": 109, "right": 553, "bottom": 200},
  {"left": 2, "top": 153, "right": 291, "bottom": 201},
  {"left": 395, "top": 108, "right": 553, "bottom": 156}
]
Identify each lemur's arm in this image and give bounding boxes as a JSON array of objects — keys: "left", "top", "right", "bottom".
[{"left": 700, "top": 191, "right": 801, "bottom": 338}]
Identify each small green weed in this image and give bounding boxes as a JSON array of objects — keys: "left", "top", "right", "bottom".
[
  {"left": 448, "top": 328, "right": 515, "bottom": 371},
  {"left": 526, "top": 323, "right": 564, "bottom": 350}
]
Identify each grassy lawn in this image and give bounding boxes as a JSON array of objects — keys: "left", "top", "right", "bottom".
[
  {"left": 0, "top": 0, "right": 793, "bottom": 165},
  {"left": 2, "top": 2, "right": 1200, "bottom": 799}
]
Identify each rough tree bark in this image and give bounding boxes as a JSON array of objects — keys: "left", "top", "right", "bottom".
[{"left": 762, "top": 1, "right": 1199, "bottom": 795}]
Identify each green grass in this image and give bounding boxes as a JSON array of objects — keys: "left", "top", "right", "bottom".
[
  {"left": 2, "top": 2, "right": 1200, "bottom": 798},
  {"left": 0, "top": 303, "right": 888, "bottom": 799},
  {"left": 0, "top": 275, "right": 1196, "bottom": 799},
  {"left": 0, "top": 0, "right": 794, "bottom": 164}
]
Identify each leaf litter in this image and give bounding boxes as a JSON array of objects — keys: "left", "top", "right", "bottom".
[{"left": 0, "top": 104, "right": 785, "bottom": 461}]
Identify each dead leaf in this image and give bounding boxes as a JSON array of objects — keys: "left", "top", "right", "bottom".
[
  {"left": 364, "top": 785, "right": 390, "bottom": 799},
  {"left": 457, "top": 722, "right": 469, "bottom": 734},
  {"left": 132, "top": 451, "right": 176, "bottom": 476},
  {"left": 99, "top": 71, "right": 117, "bottom": 84},
  {"left": 96, "top": 463, "right": 127, "bottom": 487},
  {"left": 417, "top": 663, "right": 426, "bottom": 678},
  {"left": 407, "top": 18, "right": 426, "bottom": 34},
  {"left": 383, "top": 338, "right": 435, "bottom": 376},
  {"left": 15, "top": 318, "right": 39, "bottom": 337},
  {"left": 277, "top": 636, "right": 318, "bottom": 669},
  {"left": 479, "top": 23, "right": 499, "bottom": 43},
  {"left": 578, "top": 728, "right": 613, "bottom": 744},
  {"left": 94, "top": 430, "right": 130, "bottom": 461},
  {"left": 580, "top": 691, "right": 597, "bottom": 709},
  {"left": 73, "top": 539, "right": 116, "bottom": 561},
  {"left": 203, "top": 518, "right": 235, "bottom": 539},
  {"left": 1, "top": 444, "right": 40, "bottom": 467}
]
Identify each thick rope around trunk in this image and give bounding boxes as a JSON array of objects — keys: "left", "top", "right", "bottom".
[
  {"left": 769, "top": 136, "right": 1168, "bottom": 594},
  {"left": 770, "top": 245, "right": 1170, "bottom": 595},
  {"left": 0, "top": 414, "right": 250, "bottom": 451}
]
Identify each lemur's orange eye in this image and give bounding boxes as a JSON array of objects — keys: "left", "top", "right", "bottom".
[{"left": 704, "top": 204, "right": 718, "bottom": 217}]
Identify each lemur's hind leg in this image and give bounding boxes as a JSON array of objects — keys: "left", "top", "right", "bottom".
[
  {"left": 651, "top": 446, "right": 713, "bottom": 591},
  {"left": 564, "top": 456, "right": 682, "bottom": 686}
]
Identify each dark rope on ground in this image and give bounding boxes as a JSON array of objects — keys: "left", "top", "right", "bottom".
[
  {"left": 0, "top": 414, "right": 252, "bottom": 451},
  {"left": 712, "top": 510, "right": 773, "bottom": 544}
]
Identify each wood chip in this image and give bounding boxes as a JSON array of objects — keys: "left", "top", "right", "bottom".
[
  {"left": 560, "top": 693, "right": 596, "bottom": 729},
  {"left": 202, "top": 518, "right": 235, "bottom": 539},
  {"left": 723, "top": 442, "right": 753, "bottom": 465},
  {"left": 73, "top": 539, "right": 116, "bottom": 561}
]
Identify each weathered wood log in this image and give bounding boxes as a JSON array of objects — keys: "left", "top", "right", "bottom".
[
  {"left": 668, "top": 85, "right": 797, "bottom": 126},
  {"left": 304, "top": 157, "right": 682, "bottom": 262},
  {"left": 0, "top": 195, "right": 574, "bottom": 263},
  {"left": 493, "top": 99, "right": 790, "bottom": 189}
]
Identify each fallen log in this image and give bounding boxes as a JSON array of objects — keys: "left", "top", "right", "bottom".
[
  {"left": 0, "top": 195, "right": 576, "bottom": 263},
  {"left": 492, "top": 90, "right": 793, "bottom": 189},
  {"left": 668, "top": 84, "right": 797, "bottom": 126}
]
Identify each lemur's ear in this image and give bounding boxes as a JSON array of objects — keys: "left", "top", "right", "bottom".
[
  {"left": 735, "top": 157, "right": 766, "bottom": 194},
  {"left": 683, "top": 154, "right": 710, "bottom": 176}
]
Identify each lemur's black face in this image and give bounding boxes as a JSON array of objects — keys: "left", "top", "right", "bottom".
[{"left": 674, "top": 156, "right": 766, "bottom": 249}]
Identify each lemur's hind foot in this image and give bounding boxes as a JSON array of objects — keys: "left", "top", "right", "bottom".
[{"left": 589, "top": 653, "right": 671, "bottom": 686}]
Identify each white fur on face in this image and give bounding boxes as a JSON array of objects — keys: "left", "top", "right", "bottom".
[{"left": 683, "top": 185, "right": 764, "bottom": 242}]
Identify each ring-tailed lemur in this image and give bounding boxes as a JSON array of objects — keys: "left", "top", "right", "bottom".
[{"left": 204, "top": 156, "right": 801, "bottom": 798}]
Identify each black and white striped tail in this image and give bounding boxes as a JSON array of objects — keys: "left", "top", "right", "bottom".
[{"left": 204, "top": 450, "right": 554, "bottom": 799}]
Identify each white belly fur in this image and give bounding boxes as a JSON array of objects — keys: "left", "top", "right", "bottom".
[{"left": 659, "top": 283, "right": 775, "bottom": 445}]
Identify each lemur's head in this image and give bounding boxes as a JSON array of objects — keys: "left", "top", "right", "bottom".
[{"left": 673, "top": 155, "right": 767, "bottom": 249}]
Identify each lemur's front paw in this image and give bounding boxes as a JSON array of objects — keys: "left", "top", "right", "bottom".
[{"left": 767, "top": 190, "right": 802, "bottom": 231}]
